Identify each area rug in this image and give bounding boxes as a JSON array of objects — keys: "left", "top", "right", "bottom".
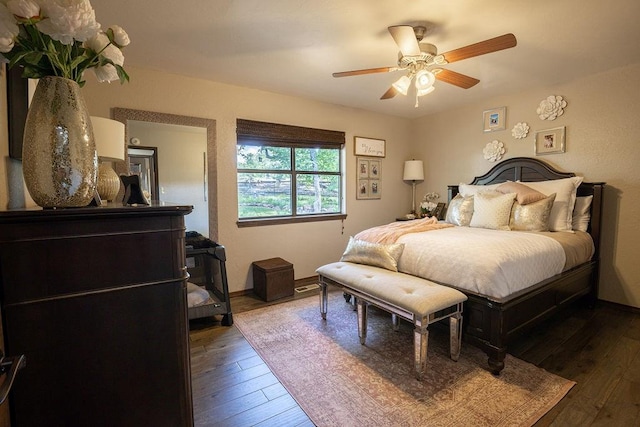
[{"left": 234, "top": 291, "right": 574, "bottom": 427}]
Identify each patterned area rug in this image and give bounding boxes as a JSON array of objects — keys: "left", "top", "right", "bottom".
[{"left": 234, "top": 292, "right": 574, "bottom": 427}]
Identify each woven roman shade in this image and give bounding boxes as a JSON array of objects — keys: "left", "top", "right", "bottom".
[{"left": 237, "top": 119, "right": 345, "bottom": 148}]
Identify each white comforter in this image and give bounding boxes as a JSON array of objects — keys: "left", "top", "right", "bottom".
[{"left": 396, "top": 227, "right": 566, "bottom": 302}]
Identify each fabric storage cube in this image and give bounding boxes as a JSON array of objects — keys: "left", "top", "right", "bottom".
[{"left": 252, "top": 258, "right": 294, "bottom": 301}]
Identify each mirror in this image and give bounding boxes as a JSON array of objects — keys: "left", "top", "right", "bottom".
[{"left": 113, "top": 108, "right": 218, "bottom": 241}]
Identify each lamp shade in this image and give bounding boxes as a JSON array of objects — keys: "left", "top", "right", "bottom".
[
  {"left": 90, "top": 116, "right": 125, "bottom": 161},
  {"left": 403, "top": 160, "right": 424, "bottom": 181},
  {"left": 392, "top": 75, "right": 412, "bottom": 96}
]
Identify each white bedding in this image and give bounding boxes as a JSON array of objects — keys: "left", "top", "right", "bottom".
[{"left": 396, "top": 227, "right": 567, "bottom": 302}]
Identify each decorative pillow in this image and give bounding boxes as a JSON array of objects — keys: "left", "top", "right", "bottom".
[
  {"left": 572, "top": 195, "right": 593, "bottom": 232},
  {"left": 445, "top": 194, "right": 474, "bottom": 226},
  {"left": 521, "top": 177, "right": 583, "bottom": 232},
  {"left": 510, "top": 193, "right": 556, "bottom": 231},
  {"left": 469, "top": 191, "right": 517, "bottom": 231},
  {"left": 496, "top": 181, "right": 547, "bottom": 205},
  {"left": 340, "top": 237, "right": 405, "bottom": 272},
  {"left": 458, "top": 182, "right": 502, "bottom": 197}
]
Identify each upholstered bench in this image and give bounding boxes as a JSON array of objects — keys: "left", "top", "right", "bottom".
[{"left": 316, "top": 261, "right": 467, "bottom": 380}]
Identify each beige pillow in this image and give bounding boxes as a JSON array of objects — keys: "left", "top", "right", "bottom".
[
  {"left": 510, "top": 193, "right": 556, "bottom": 231},
  {"left": 469, "top": 191, "right": 517, "bottom": 231},
  {"left": 445, "top": 194, "right": 474, "bottom": 226},
  {"left": 497, "top": 181, "right": 547, "bottom": 205},
  {"left": 521, "top": 177, "right": 583, "bottom": 232},
  {"left": 340, "top": 237, "right": 405, "bottom": 272}
]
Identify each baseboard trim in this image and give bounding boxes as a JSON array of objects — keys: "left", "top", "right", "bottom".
[{"left": 229, "top": 276, "right": 318, "bottom": 298}]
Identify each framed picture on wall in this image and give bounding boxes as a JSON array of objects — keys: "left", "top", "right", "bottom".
[
  {"left": 534, "top": 126, "right": 566, "bottom": 155},
  {"left": 354, "top": 136, "right": 385, "bottom": 157},
  {"left": 483, "top": 107, "right": 506, "bottom": 132},
  {"left": 356, "top": 157, "right": 382, "bottom": 200}
]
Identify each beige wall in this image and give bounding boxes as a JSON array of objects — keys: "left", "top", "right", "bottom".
[
  {"left": 2, "top": 63, "right": 638, "bottom": 307},
  {"left": 77, "top": 67, "right": 414, "bottom": 293},
  {"left": 411, "top": 63, "right": 640, "bottom": 307}
]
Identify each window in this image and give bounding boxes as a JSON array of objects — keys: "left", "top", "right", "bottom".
[{"left": 237, "top": 119, "right": 345, "bottom": 226}]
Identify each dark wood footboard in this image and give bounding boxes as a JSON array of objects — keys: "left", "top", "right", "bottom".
[
  {"left": 448, "top": 157, "right": 604, "bottom": 373},
  {"left": 463, "top": 260, "right": 598, "bottom": 373}
]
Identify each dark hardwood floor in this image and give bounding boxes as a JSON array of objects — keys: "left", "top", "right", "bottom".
[{"left": 189, "top": 289, "right": 640, "bottom": 426}]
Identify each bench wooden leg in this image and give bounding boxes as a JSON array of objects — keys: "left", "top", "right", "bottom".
[
  {"left": 449, "top": 310, "right": 463, "bottom": 362},
  {"left": 319, "top": 282, "right": 328, "bottom": 320},
  {"left": 357, "top": 299, "right": 367, "bottom": 345},
  {"left": 414, "top": 321, "right": 429, "bottom": 381},
  {"left": 391, "top": 314, "right": 399, "bottom": 331}
]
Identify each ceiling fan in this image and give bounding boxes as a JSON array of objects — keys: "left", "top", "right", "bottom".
[{"left": 332, "top": 26, "right": 517, "bottom": 107}]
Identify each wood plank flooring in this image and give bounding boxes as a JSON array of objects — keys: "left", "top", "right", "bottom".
[{"left": 189, "top": 290, "right": 640, "bottom": 426}]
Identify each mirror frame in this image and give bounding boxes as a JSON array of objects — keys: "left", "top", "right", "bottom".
[{"left": 112, "top": 107, "right": 218, "bottom": 241}]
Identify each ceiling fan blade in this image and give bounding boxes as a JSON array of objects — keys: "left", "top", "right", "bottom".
[
  {"left": 332, "top": 66, "right": 398, "bottom": 78},
  {"left": 388, "top": 25, "right": 421, "bottom": 56},
  {"left": 440, "top": 33, "right": 517, "bottom": 64},
  {"left": 380, "top": 86, "right": 398, "bottom": 100},
  {"left": 434, "top": 69, "right": 480, "bottom": 89}
]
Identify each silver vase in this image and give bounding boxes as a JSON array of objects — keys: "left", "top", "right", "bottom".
[{"left": 22, "top": 76, "right": 97, "bottom": 208}]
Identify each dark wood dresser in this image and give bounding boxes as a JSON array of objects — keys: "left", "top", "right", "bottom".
[{"left": 0, "top": 204, "right": 194, "bottom": 426}]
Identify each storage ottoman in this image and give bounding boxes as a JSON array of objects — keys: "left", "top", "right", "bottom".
[{"left": 252, "top": 257, "right": 294, "bottom": 301}]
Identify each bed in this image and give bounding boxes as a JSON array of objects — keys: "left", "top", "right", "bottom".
[{"left": 355, "top": 157, "right": 604, "bottom": 374}]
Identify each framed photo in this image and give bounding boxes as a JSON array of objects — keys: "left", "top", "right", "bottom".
[
  {"left": 432, "top": 202, "right": 446, "bottom": 220},
  {"left": 356, "top": 157, "right": 382, "bottom": 199},
  {"left": 369, "top": 159, "right": 381, "bottom": 179},
  {"left": 357, "top": 179, "right": 369, "bottom": 198},
  {"left": 354, "top": 136, "right": 386, "bottom": 157},
  {"left": 357, "top": 158, "right": 369, "bottom": 179},
  {"left": 534, "top": 126, "right": 566, "bottom": 155},
  {"left": 483, "top": 107, "right": 506, "bottom": 132}
]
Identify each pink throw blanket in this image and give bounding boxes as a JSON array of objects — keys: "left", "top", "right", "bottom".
[{"left": 354, "top": 217, "right": 453, "bottom": 244}]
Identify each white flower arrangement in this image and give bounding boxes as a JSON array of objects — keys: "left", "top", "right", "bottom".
[
  {"left": 536, "top": 95, "right": 567, "bottom": 121},
  {"left": 420, "top": 192, "right": 439, "bottom": 216},
  {"left": 0, "top": 0, "right": 129, "bottom": 85}
]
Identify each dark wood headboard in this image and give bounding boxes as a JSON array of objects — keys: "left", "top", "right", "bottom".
[{"left": 447, "top": 157, "right": 605, "bottom": 259}]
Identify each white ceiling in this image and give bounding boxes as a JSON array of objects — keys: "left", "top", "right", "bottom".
[{"left": 92, "top": 0, "right": 640, "bottom": 119}]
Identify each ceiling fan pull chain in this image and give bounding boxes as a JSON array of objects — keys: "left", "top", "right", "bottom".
[{"left": 415, "top": 94, "right": 420, "bottom": 108}]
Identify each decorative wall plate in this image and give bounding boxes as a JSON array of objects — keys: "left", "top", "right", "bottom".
[
  {"left": 483, "top": 140, "right": 505, "bottom": 162},
  {"left": 511, "top": 122, "right": 529, "bottom": 139},
  {"left": 537, "top": 95, "right": 567, "bottom": 120}
]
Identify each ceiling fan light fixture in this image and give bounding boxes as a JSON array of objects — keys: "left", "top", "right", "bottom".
[
  {"left": 416, "top": 85, "right": 435, "bottom": 97},
  {"left": 415, "top": 69, "right": 435, "bottom": 90},
  {"left": 392, "top": 75, "right": 412, "bottom": 96}
]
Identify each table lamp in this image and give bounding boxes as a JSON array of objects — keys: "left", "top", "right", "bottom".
[
  {"left": 91, "top": 116, "right": 125, "bottom": 202},
  {"left": 403, "top": 160, "right": 424, "bottom": 214}
]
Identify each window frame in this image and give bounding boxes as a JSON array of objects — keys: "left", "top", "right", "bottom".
[{"left": 236, "top": 120, "right": 346, "bottom": 227}]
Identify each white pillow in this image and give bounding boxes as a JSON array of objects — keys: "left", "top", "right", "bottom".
[
  {"left": 469, "top": 191, "right": 517, "bottom": 231},
  {"left": 572, "top": 195, "right": 593, "bottom": 232},
  {"left": 458, "top": 182, "right": 502, "bottom": 197},
  {"left": 521, "top": 177, "right": 583, "bottom": 232}
]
